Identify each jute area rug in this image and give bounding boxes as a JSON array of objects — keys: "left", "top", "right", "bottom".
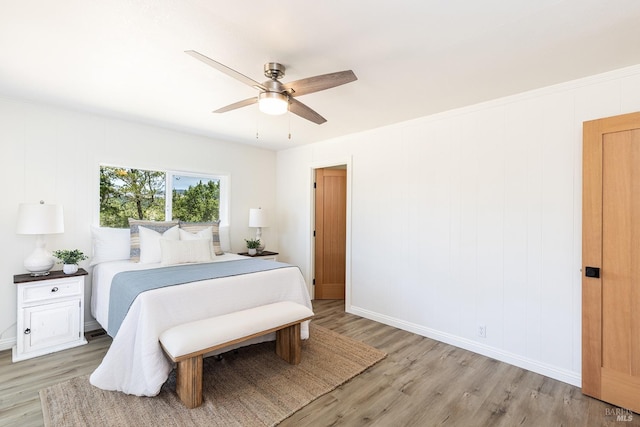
[{"left": 40, "top": 324, "right": 386, "bottom": 427}]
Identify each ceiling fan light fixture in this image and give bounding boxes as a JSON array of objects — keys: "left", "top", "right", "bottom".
[{"left": 258, "top": 92, "right": 289, "bottom": 115}]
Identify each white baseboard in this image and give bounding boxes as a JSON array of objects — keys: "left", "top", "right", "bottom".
[
  {"left": 347, "top": 304, "right": 581, "bottom": 388},
  {"left": 0, "top": 336, "right": 15, "bottom": 352}
]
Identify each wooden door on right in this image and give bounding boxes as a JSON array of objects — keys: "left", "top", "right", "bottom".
[{"left": 583, "top": 111, "right": 640, "bottom": 413}]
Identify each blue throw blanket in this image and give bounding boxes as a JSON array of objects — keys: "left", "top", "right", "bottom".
[{"left": 107, "top": 259, "right": 292, "bottom": 336}]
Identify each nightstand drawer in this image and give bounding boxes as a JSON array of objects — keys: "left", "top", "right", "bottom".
[{"left": 22, "top": 279, "right": 82, "bottom": 303}]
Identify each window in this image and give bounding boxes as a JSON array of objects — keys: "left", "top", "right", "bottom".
[{"left": 99, "top": 165, "right": 227, "bottom": 227}]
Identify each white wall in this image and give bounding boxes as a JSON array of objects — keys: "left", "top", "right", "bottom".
[
  {"left": 0, "top": 97, "right": 277, "bottom": 349},
  {"left": 276, "top": 64, "right": 640, "bottom": 386}
]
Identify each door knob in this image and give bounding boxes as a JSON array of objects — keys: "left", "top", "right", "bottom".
[{"left": 585, "top": 266, "right": 600, "bottom": 278}]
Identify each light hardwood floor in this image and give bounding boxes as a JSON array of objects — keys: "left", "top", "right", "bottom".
[{"left": 0, "top": 300, "right": 636, "bottom": 426}]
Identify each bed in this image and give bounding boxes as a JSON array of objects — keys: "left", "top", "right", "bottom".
[{"left": 87, "top": 223, "right": 312, "bottom": 397}]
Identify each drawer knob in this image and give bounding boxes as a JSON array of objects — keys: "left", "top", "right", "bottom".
[
  {"left": 51, "top": 287, "right": 59, "bottom": 293},
  {"left": 24, "top": 328, "right": 31, "bottom": 335}
]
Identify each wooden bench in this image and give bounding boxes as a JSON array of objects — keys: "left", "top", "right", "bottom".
[{"left": 159, "top": 301, "right": 314, "bottom": 408}]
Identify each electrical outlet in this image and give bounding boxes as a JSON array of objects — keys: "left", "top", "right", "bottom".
[{"left": 478, "top": 325, "right": 486, "bottom": 338}]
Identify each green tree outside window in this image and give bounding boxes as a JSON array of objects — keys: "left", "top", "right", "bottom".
[{"left": 99, "top": 166, "right": 220, "bottom": 227}]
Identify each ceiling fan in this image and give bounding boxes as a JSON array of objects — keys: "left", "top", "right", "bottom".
[{"left": 185, "top": 50, "right": 357, "bottom": 125}]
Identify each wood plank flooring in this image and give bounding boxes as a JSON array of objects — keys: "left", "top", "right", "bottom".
[
  {"left": 0, "top": 299, "right": 636, "bottom": 426},
  {"left": 0, "top": 330, "right": 111, "bottom": 427}
]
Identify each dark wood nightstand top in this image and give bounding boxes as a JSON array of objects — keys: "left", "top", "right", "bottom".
[
  {"left": 237, "top": 251, "right": 279, "bottom": 257},
  {"left": 14, "top": 268, "right": 88, "bottom": 284}
]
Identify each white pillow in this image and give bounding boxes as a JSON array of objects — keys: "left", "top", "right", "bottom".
[
  {"left": 219, "top": 225, "right": 230, "bottom": 253},
  {"left": 179, "top": 226, "right": 212, "bottom": 240},
  {"left": 179, "top": 227, "right": 215, "bottom": 258},
  {"left": 178, "top": 222, "right": 223, "bottom": 255},
  {"left": 139, "top": 225, "right": 179, "bottom": 264},
  {"left": 160, "top": 238, "right": 213, "bottom": 266},
  {"left": 90, "top": 226, "right": 131, "bottom": 266}
]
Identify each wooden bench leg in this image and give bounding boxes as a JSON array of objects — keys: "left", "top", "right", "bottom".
[
  {"left": 176, "top": 355, "right": 203, "bottom": 408},
  {"left": 276, "top": 323, "right": 302, "bottom": 364}
]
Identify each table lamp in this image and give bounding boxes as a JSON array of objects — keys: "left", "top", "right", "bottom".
[
  {"left": 16, "top": 201, "right": 64, "bottom": 276},
  {"left": 249, "top": 208, "right": 268, "bottom": 254}
]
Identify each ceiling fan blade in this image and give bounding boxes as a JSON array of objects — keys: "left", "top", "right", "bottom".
[
  {"left": 213, "top": 97, "right": 258, "bottom": 113},
  {"left": 289, "top": 98, "right": 326, "bottom": 124},
  {"left": 185, "top": 50, "right": 267, "bottom": 91},
  {"left": 283, "top": 70, "right": 357, "bottom": 97}
]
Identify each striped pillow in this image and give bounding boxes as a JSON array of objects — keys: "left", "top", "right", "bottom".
[
  {"left": 179, "top": 221, "right": 223, "bottom": 255},
  {"left": 128, "top": 219, "right": 179, "bottom": 262}
]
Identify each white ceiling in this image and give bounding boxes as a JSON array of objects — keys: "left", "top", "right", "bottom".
[{"left": 2, "top": 1, "right": 640, "bottom": 151}]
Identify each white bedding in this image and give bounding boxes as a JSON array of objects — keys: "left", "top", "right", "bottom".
[
  {"left": 89, "top": 255, "right": 312, "bottom": 396},
  {"left": 90, "top": 253, "right": 248, "bottom": 332}
]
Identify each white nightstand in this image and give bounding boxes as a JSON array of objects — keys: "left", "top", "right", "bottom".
[
  {"left": 12, "top": 269, "right": 88, "bottom": 362},
  {"left": 237, "top": 251, "right": 279, "bottom": 261}
]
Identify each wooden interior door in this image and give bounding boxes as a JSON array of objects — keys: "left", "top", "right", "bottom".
[
  {"left": 583, "top": 111, "right": 640, "bottom": 413},
  {"left": 314, "top": 168, "right": 346, "bottom": 299}
]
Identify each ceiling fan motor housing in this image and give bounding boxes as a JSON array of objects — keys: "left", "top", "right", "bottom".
[{"left": 263, "top": 79, "right": 286, "bottom": 94}]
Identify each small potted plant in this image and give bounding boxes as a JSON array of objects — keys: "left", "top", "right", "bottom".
[
  {"left": 52, "top": 249, "right": 88, "bottom": 274},
  {"left": 244, "top": 238, "right": 261, "bottom": 256}
]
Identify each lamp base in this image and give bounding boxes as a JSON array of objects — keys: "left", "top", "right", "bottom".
[
  {"left": 256, "top": 228, "right": 265, "bottom": 254},
  {"left": 29, "top": 271, "right": 51, "bottom": 277},
  {"left": 24, "top": 234, "right": 54, "bottom": 276}
]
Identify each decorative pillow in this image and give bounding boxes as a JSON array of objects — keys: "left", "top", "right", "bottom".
[
  {"left": 179, "top": 221, "right": 223, "bottom": 255},
  {"left": 160, "top": 238, "right": 213, "bottom": 266},
  {"left": 219, "top": 225, "right": 230, "bottom": 253},
  {"left": 128, "top": 219, "right": 179, "bottom": 262},
  {"left": 138, "top": 225, "right": 180, "bottom": 264},
  {"left": 90, "top": 226, "right": 131, "bottom": 266},
  {"left": 179, "top": 227, "right": 215, "bottom": 258}
]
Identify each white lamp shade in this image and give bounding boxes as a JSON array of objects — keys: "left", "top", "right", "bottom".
[
  {"left": 248, "top": 208, "right": 268, "bottom": 228},
  {"left": 16, "top": 202, "right": 64, "bottom": 235}
]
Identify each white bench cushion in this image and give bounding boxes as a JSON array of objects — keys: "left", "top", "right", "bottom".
[{"left": 159, "top": 301, "right": 313, "bottom": 358}]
